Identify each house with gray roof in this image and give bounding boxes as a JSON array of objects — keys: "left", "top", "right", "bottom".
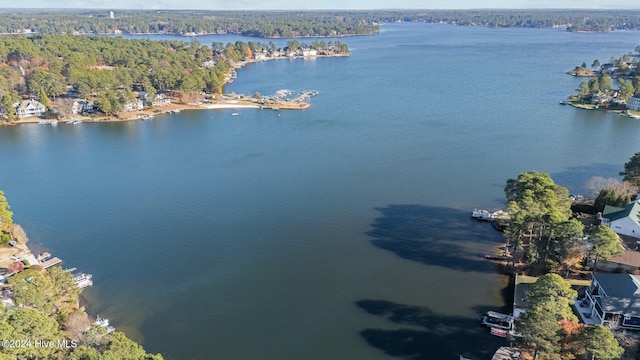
[
  {"left": 576, "top": 273, "right": 640, "bottom": 329},
  {"left": 627, "top": 94, "right": 640, "bottom": 111},
  {"left": 14, "top": 100, "right": 45, "bottom": 118},
  {"left": 601, "top": 201, "right": 640, "bottom": 238}
]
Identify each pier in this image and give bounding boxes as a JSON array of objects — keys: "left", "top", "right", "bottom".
[{"left": 40, "top": 256, "right": 62, "bottom": 269}]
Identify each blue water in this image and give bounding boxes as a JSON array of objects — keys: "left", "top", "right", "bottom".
[{"left": 1, "top": 23, "right": 640, "bottom": 359}]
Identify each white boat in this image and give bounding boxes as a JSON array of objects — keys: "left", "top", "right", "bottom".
[
  {"left": 49, "top": 120, "right": 58, "bottom": 126},
  {"left": 481, "top": 311, "right": 514, "bottom": 331},
  {"left": 73, "top": 273, "right": 93, "bottom": 288},
  {"left": 67, "top": 119, "right": 81, "bottom": 125},
  {"left": 95, "top": 315, "right": 116, "bottom": 333},
  {"left": 471, "top": 209, "right": 492, "bottom": 220},
  {"left": 38, "top": 120, "right": 47, "bottom": 124},
  {"left": 231, "top": 112, "right": 239, "bottom": 116}
]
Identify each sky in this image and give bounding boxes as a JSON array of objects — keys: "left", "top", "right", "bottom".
[{"left": 2, "top": 0, "right": 640, "bottom": 10}]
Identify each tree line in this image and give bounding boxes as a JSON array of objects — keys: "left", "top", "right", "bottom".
[
  {"left": 2, "top": 10, "right": 639, "bottom": 38},
  {"left": 0, "top": 10, "right": 378, "bottom": 38}
]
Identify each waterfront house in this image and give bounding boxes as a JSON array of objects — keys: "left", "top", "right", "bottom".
[
  {"left": 201, "top": 59, "right": 216, "bottom": 68},
  {"left": 152, "top": 93, "right": 171, "bottom": 106},
  {"left": 253, "top": 51, "right": 267, "bottom": 61},
  {"left": 627, "top": 94, "right": 640, "bottom": 111},
  {"left": 576, "top": 273, "right": 640, "bottom": 329},
  {"left": 72, "top": 99, "right": 93, "bottom": 114},
  {"left": 14, "top": 100, "right": 46, "bottom": 118},
  {"left": 122, "top": 99, "right": 143, "bottom": 112},
  {"left": 601, "top": 201, "right": 640, "bottom": 237}
]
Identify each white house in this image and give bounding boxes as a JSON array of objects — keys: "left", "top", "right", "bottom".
[
  {"left": 122, "top": 99, "right": 143, "bottom": 112},
  {"left": 627, "top": 94, "right": 640, "bottom": 111},
  {"left": 575, "top": 273, "right": 640, "bottom": 329},
  {"left": 72, "top": 99, "right": 93, "bottom": 115},
  {"left": 601, "top": 201, "right": 640, "bottom": 237},
  {"left": 14, "top": 100, "right": 46, "bottom": 118},
  {"left": 201, "top": 59, "right": 216, "bottom": 68},
  {"left": 151, "top": 93, "right": 171, "bottom": 107}
]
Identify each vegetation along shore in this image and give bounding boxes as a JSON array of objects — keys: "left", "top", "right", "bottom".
[
  {"left": 564, "top": 45, "right": 640, "bottom": 119},
  {"left": 0, "top": 34, "right": 348, "bottom": 124},
  {"left": 0, "top": 191, "right": 163, "bottom": 359}
]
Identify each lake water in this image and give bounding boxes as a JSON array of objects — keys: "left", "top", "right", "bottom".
[{"left": 2, "top": 23, "right": 640, "bottom": 360}]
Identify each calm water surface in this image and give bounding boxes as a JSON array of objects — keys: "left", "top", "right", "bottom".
[{"left": 1, "top": 23, "right": 640, "bottom": 359}]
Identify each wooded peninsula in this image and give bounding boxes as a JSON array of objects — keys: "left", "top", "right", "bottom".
[{"left": 0, "top": 34, "right": 349, "bottom": 121}]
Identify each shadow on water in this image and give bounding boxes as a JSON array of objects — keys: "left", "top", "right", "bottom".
[
  {"left": 356, "top": 299, "right": 507, "bottom": 360},
  {"left": 367, "top": 204, "right": 504, "bottom": 273}
]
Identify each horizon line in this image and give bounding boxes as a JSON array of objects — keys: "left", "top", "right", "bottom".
[{"left": 1, "top": 7, "right": 640, "bottom": 11}]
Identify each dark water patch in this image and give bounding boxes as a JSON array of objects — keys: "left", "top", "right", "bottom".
[
  {"left": 367, "top": 205, "right": 504, "bottom": 273},
  {"left": 356, "top": 300, "right": 506, "bottom": 360}
]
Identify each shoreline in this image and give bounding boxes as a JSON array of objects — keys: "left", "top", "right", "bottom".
[{"left": 4, "top": 52, "right": 345, "bottom": 126}]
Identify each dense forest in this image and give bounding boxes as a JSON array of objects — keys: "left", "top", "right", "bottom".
[
  {"left": 367, "top": 9, "right": 640, "bottom": 32},
  {"left": 0, "top": 34, "right": 348, "bottom": 119},
  {"left": 0, "top": 10, "right": 379, "bottom": 37},
  {"left": 1, "top": 9, "right": 640, "bottom": 36}
]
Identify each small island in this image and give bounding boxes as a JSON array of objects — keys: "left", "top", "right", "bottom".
[
  {"left": 564, "top": 45, "right": 640, "bottom": 118},
  {"left": 0, "top": 35, "right": 349, "bottom": 124}
]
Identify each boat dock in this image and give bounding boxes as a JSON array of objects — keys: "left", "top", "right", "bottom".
[
  {"left": 40, "top": 256, "right": 62, "bottom": 269},
  {"left": 491, "top": 347, "right": 521, "bottom": 360}
]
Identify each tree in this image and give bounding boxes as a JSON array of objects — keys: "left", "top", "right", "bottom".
[
  {"left": 619, "top": 79, "right": 635, "bottom": 100},
  {"left": 588, "top": 226, "right": 623, "bottom": 270},
  {"left": 102, "top": 331, "right": 164, "bottom": 360},
  {"left": 577, "top": 82, "right": 590, "bottom": 97},
  {"left": 0, "top": 190, "right": 13, "bottom": 232},
  {"left": 594, "top": 188, "right": 631, "bottom": 213},
  {"left": 526, "top": 273, "right": 578, "bottom": 321},
  {"left": 574, "top": 325, "right": 623, "bottom": 360},
  {"left": 517, "top": 275, "right": 580, "bottom": 359},
  {"left": 503, "top": 171, "right": 573, "bottom": 265},
  {"left": 555, "top": 219, "right": 586, "bottom": 277},
  {"left": 599, "top": 74, "right": 614, "bottom": 93},
  {"left": 620, "top": 152, "right": 640, "bottom": 187},
  {"left": 38, "top": 86, "right": 50, "bottom": 110},
  {"left": 516, "top": 306, "right": 561, "bottom": 360},
  {"left": 3, "top": 308, "right": 65, "bottom": 359},
  {"left": 592, "top": 59, "right": 601, "bottom": 69}
]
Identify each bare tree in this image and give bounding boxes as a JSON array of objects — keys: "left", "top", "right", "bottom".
[
  {"left": 586, "top": 176, "right": 638, "bottom": 197},
  {"left": 12, "top": 223, "right": 28, "bottom": 244},
  {"left": 64, "top": 311, "right": 92, "bottom": 340},
  {"left": 53, "top": 98, "right": 75, "bottom": 119}
]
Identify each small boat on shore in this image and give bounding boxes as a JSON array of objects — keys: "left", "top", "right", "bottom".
[
  {"left": 73, "top": 273, "right": 93, "bottom": 288},
  {"left": 95, "top": 316, "right": 116, "bottom": 333},
  {"left": 67, "top": 119, "right": 81, "bottom": 125}
]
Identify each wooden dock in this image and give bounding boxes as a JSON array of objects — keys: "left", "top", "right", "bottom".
[
  {"left": 40, "top": 257, "right": 62, "bottom": 269},
  {"left": 492, "top": 347, "right": 521, "bottom": 360}
]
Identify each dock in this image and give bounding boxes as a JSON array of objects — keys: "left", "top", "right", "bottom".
[
  {"left": 40, "top": 257, "right": 62, "bottom": 269},
  {"left": 491, "top": 347, "right": 521, "bottom": 360}
]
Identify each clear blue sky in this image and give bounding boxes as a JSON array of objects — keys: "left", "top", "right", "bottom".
[{"left": 4, "top": 0, "right": 640, "bottom": 10}]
